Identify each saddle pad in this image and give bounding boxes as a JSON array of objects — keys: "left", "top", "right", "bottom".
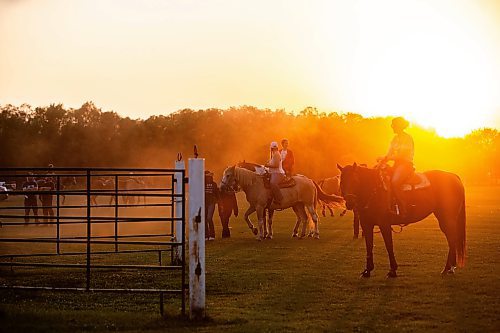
[
  {"left": 401, "top": 173, "right": 430, "bottom": 191},
  {"left": 279, "top": 177, "right": 296, "bottom": 189}
]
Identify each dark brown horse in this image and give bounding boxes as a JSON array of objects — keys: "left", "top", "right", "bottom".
[{"left": 337, "top": 163, "right": 466, "bottom": 278}]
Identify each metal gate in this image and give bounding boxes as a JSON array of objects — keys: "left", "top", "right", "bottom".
[{"left": 0, "top": 167, "right": 186, "bottom": 315}]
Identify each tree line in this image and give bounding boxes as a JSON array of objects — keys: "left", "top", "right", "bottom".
[{"left": 0, "top": 102, "right": 498, "bottom": 185}]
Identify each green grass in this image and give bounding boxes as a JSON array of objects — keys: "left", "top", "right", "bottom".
[{"left": 1, "top": 186, "right": 499, "bottom": 332}]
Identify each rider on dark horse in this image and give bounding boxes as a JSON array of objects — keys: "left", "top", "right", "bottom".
[{"left": 379, "top": 117, "right": 414, "bottom": 219}]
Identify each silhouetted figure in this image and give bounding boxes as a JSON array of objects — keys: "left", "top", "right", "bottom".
[
  {"left": 205, "top": 170, "right": 219, "bottom": 241},
  {"left": 38, "top": 177, "right": 55, "bottom": 224},
  {"left": 218, "top": 191, "right": 238, "bottom": 238},
  {"left": 380, "top": 117, "right": 414, "bottom": 218},
  {"left": 22, "top": 173, "right": 39, "bottom": 225}
]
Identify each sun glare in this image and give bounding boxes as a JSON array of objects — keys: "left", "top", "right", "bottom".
[{"left": 318, "top": 0, "right": 499, "bottom": 137}]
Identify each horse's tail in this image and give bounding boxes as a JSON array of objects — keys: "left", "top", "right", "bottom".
[
  {"left": 313, "top": 180, "right": 344, "bottom": 207},
  {"left": 456, "top": 197, "right": 466, "bottom": 267}
]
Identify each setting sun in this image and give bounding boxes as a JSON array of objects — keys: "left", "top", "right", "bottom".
[{"left": 316, "top": 0, "right": 500, "bottom": 137}]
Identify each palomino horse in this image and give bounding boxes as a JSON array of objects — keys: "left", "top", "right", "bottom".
[
  {"left": 236, "top": 161, "right": 314, "bottom": 238},
  {"left": 221, "top": 166, "right": 343, "bottom": 240},
  {"left": 338, "top": 163, "right": 466, "bottom": 277}
]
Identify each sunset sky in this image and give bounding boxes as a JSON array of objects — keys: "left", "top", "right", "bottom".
[{"left": 1, "top": 0, "right": 499, "bottom": 137}]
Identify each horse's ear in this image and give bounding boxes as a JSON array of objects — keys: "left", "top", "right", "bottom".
[
  {"left": 337, "top": 163, "right": 343, "bottom": 171},
  {"left": 353, "top": 162, "right": 357, "bottom": 169}
]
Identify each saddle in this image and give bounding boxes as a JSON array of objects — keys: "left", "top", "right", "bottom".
[
  {"left": 263, "top": 175, "right": 296, "bottom": 189},
  {"left": 379, "top": 167, "right": 430, "bottom": 219},
  {"left": 380, "top": 167, "right": 430, "bottom": 192},
  {"left": 400, "top": 172, "right": 430, "bottom": 191}
]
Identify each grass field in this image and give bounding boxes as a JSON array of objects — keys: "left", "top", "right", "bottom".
[{"left": 1, "top": 186, "right": 499, "bottom": 332}]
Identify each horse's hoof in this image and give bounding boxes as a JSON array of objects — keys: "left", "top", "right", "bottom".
[
  {"left": 314, "top": 234, "right": 320, "bottom": 240},
  {"left": 298, "top": 234, "right": 306, "bottom": 240},
  {"left": 292, "top": 233, "right": 298, "bottom": 238},
  {"left": 252, "top": 228, "right": 258, "bottom": 235},
  {"left": 441, "top": 266, "right": 456, "bottom": 276},
  {"left": 267, "top": 235, "right": 273, "bottom": 240},
  {"left": 386, "top": 270, "right": 397, "bottom": 278},
  {"left": 360, "top": 270, "right": 371, "bottom": 278}
]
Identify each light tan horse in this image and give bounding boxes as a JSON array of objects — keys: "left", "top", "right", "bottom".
[{"left": 221, "top": 166, "right": 343, "bottom": 240}]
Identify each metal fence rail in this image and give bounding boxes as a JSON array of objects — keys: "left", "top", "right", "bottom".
[{"left": 0, "top": 167, "right": 186, "bottom": 315}]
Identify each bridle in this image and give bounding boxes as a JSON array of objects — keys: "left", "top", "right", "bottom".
[{"left": 221, "top": 171, "right": 240, "bottom": 193}]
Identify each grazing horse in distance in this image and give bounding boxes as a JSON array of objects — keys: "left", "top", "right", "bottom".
[
  {"left": 318, "top": 175, "right": 362, "bottom": 239},
  {"left": 317, "top": 176, "right": 347, "bottom": 217},
  {"left": 221, "top": 166, "right": 344, "bottom": 240},
  {"left": 338, "top": 163, "right": 466, "bottom": 278},
  {"left": 119, "top": 176, "right": 147, "bottom": 205},
  {"left": 91, "top": 177, "right": 115, "bottom": 206},
  {"left": 59, "top": 176, "right": 77, "bottom": 204}
]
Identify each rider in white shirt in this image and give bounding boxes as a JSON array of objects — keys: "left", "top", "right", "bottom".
[{"left": 265, "top": 141, "right": 285, "bottom": 204}]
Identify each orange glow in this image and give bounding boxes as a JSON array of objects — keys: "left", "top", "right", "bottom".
[{"left": 0, "top": 0, "right": 499, "bottom": 137}]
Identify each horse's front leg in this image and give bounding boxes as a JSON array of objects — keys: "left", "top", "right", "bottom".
[
  {"left": 353, "top": 209, "right": 360, "bottom": 239},
  {"left": 244, "top": 206, "right": 258, "bottom": 235},
  {"left": 262, "top": 208, "right": 268, "bottom": 239},
  {"left": 361, "top": 223, "right": 375, "bottom": 277},
  {"left": 266, "top": 209, "right": 274, "bottom": 239},
  {"left": 256, "top": 205, "right": 265, "bottom": 241},
  {"left": 380, "top": 225, "right": 398, "bottom": 278}
]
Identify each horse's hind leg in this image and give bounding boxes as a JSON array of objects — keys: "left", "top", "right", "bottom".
[
  {"left": 380, "top": 225, "right": 398, "bottom": 278},
  {"left": 291, "top": 204, "right": 305, "bottom": 238},
  {"left": 436, "top": 214, "right": 457, "bottom": 274},
  {"left": 256, "top": 206, "right": 265, "bottom": 241},
  {"left": 266, "top": 209, "right": 274, "bottom": 239},
  {"left": 299, "top": 206, "right": 310, "bottom": 239},
  {"left": 306, "top": 205, "right": 320, "bottom": 239}
]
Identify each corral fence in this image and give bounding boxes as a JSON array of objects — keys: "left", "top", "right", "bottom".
[{"left": 0, "top": 167, "right": 187, "bottom": 315}]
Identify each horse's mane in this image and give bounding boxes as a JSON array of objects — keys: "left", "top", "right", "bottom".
[
  {"left": 234, "top": 166, "right": 260, "bottom": 187},
  {"left": 237, "top": 161, "right": 267, "bottom": 175},
  {"left": 238, "top": 161, "right": 264, "bottom": 168}
]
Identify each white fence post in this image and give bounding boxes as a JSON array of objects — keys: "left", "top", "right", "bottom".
[
  {"left": 173, "top": 156, "right": 185, "bottom": 264},
  {"left": 188, "top": 158, "right": 205, "bottom": 320}
]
